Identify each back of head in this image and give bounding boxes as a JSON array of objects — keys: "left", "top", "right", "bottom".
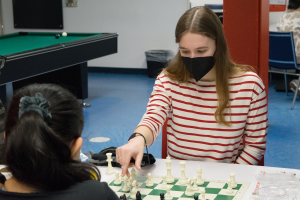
[
  {"left": 4, "top": 84, "right": 99, "bottom": 191},
  {"left": 288, "top": 0, "right": 300, "bottom": 10}
]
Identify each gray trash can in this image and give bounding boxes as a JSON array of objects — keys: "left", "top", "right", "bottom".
[{"left": 145, "top": 50, "right": 173, "bottom": 78}]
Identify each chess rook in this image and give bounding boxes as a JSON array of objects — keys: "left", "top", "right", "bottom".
[
  {"left": 105, "top": 153, "right": 115, "bottom": 175},
  {"left": 178, "top": 161, "right": 187, "bottom": 185},
  {"left": 165, "top": 156, "right": 175, "bottom": 183},
  {"left": 160, "top": 193, "right": 165, "bottom": 200},
  {"left": 230, "top": 173, "right": 237, "bottom": 188}
]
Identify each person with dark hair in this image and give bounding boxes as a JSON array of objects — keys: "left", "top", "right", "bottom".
[
  {"left": 0, "top": 84, "right": 119, "bottom": 200},
  {"left": 277, "top": 0, "right": 300, "bottom": 97},
  {"left": 117, "top": 6, "right": 267, "bottom": 178}
]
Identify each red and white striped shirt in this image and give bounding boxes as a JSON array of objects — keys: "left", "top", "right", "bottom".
[{"left": 138, "top": 71, "right": 268, "bottom": 165}]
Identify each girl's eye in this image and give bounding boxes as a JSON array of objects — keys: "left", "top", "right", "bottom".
[
  {"left": 198, "top": 51, "right": 205, "bottom": 53},
  {"left": 182, "top": 51, "right": 189, "bottom": 54}
]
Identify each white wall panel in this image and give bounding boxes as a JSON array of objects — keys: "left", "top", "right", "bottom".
[{"left": 1, "top": 0, "right": 189, "bottom": 68}]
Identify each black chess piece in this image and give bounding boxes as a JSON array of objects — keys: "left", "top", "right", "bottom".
[
  {"left": 136, "top": 191, "right": 142, "bottom": 200},
  {"left": 160, "top": 193, "right": 165, "bottom": 200},
  {"left": 122, "top": 194, "right": 127, "bottom": 200},
  {"left": 120, "top": 195, "right": 123, "bottom": 199},
  {"left": 194, "top": 195, "right": 199, "bottom": 200}
]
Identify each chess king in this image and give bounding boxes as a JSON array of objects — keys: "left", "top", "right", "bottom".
[{"left": 116, "top": 5, "right": 267, "bottom": 178}]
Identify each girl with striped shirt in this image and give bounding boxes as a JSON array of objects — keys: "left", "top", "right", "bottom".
[{"left": 116, "top": 6, "right": 268, "bottom": 178}]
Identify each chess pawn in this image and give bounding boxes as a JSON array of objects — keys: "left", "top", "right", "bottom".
[
  {"left": 192, "top": 177, "right": 199, "bottom": 191},
  {"left": 121, "top": 194, "right": 127, "bottom": 200},
  {"left": 114, "top": 172, "right": 121, "bottom": 185},
  {"left": 165, "top": 156, "right": 175, "bottom": 183},
  {"left": 130, "top": 167, "right": 138, "bottom": 187},
  {"left": 130, "top": 180, "right": 137, "bottom": 199},
  {"left": 226, "top": 179, "right": 234, "bottom": 194},
  {"left": 197, "top": 166, "right": 202, "bottom": 174},
  {"left": 201, "top": 189, "right": 206, "bottom": 200},
  {"left": 105, "top": 153, "right": 115, "bottom": 174},
  {"left": 165, "top": 185, "right": 173, "bottom": 200},
  {"left": 230, "top": 173, "right": 237, "bottom": 188},
  {"left": 161, "top": 175, "right": 168, "bottom": 189},
  {"left": 122, "top": 175, "right": 130, "bottom": 192},
  {"left": 146, "top": 173, "right": 154, "bottom": 187},
  {"left": 136, "top": 191, "right": 142, "bottom": 200},
  {"left": 196, "top": 166, "right": 204, "bottom": 185}
]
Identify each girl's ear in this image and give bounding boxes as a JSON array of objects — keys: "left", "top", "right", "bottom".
[{"left": 70, "top": 137, "right": 83, "bottom": 160}]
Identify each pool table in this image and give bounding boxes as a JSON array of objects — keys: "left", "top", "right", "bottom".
[{"left": 0, "top": 32, "right": 118, "bottom": 106}]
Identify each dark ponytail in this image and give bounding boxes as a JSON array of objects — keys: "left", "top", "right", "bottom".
[
  {"left": 4, "top": 84, "right": 100, "bottom": 191},
  {"left": 288, "top": 0, "right": 300, "bottom": 10}
]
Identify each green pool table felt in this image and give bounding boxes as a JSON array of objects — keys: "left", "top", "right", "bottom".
[{"left": 0, "top": 32, "right": 103, "bottom": 56}]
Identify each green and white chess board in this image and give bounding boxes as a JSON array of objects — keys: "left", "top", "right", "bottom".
[{"left": 107, "top": 175, "right": 251, "bottom": 200}]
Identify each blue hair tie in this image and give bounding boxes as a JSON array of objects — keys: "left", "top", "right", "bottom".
[{"left": 19, "top": 93, "right": 52, "bottom": 123}]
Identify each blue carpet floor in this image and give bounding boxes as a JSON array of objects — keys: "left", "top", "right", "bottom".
[{"left": 81, "top": 73, "right": 300, "bottom": 169}]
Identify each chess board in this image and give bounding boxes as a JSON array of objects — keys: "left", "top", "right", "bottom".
[{"left": 107, "top": 175, "right": 251, "bottom": 200}]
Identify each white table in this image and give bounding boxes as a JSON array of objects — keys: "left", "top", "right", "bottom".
[
  {"left": 98, "top": 159, "right": 300, "bottom": 200},
  {"left": 270, "top": 23, "right": 278, "bottom": 32}
]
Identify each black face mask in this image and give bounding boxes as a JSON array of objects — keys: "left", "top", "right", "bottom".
[{"left": 182, "top": 56, "right": 215, "bottom": 82}]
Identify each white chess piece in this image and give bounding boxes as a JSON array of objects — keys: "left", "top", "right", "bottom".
[
  {"left": 196, "top": 166, "right": 204, "bottom": 185},
  {"left": 178, "top": 161, "right": 187, "bottom": 185},
  {"left": 230, "top": 173, "right": 237, "bottom": 188},
  {"left": 161, "top": 175, "right": 168, "bottom": 189},
  {"left": 165, "top": 156, "right": 175, "bottom": 183},
  {"left": 185, "top": 178, "right": 195, "bottom": 196},
  {"left": 201, "top": 189, "right": 206, "bottom": 200},
  {"left": 165, "top": 185, "right": 173, "bottom": 200},
  {"left": 114, "top": 172, "right": 121, "bottom": 185},
  {"left": 105, "top": 153, "right": 115, "bottom": 175},
  {"left": 146, "top": 173, "right": 154, "bottom": 187},
  {"left": 130, "top": 180, "right": 137, "bottom": 199},
  {"left": 131, "top": 167, "right": 138, "bottom": 187},
  {"left": 226, "top": 179, "right": 234, "bottom": 194},
  {"left": 192, "top": 177, "right": 199, "bottom": 191},
  {"left": 122, "top": 175, "right": 130, "bottom": 192}
]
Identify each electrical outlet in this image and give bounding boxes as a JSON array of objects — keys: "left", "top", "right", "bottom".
[{"left": 66, "top": 0, "right": 78, "bottom": 7}]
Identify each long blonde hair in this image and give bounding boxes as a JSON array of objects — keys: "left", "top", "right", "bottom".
[{"left": 165, "top": 6, "right": 253, "bottom": 126}]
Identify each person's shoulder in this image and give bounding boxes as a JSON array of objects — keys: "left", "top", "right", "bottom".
[
  {"left": 71, "top": 180, "right": 108, "bottom": 190},
  {"left": 70, "top": 180, "right": 119, "bottom": 199},
  {"left": 157, "top": 71, "right": 170, "bottom": 81},
  {"left": 230, "top": 71, "right": 265, "bottom": 91},
  {"left": 157, "top": 71, "right": 189, "bottom": 86}
]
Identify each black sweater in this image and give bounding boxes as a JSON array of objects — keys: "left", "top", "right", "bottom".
[{"left": 0, "top": 180, "right": 119, "bottom": 200}]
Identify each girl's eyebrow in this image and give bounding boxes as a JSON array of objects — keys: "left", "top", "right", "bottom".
[{"left": 179, "top": 46, "right": 208, "bottom": 49}]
